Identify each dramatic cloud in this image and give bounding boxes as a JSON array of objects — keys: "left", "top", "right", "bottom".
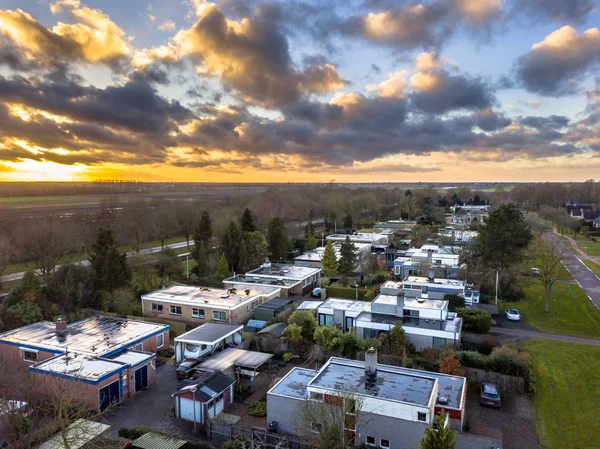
[
  {"left": 513, "top": 0, "right": 595, "bottom": 24},
  {"left": 516, "top": 26, "right": 600, "bottom": 96},
  {"left": 173, "top": 2, "right": 344, "bottom": 107},
  {"left": 367, "top": 71, "right": 408, "bottom": 98}
]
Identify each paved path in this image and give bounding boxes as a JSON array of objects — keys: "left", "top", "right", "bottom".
[
  {"left": 544, "top": 232, "right": 600, "bottom": 311},
  {"left": 0, "top": 240, "right": 193, "bottom": 283},
  {"left": 556, "top": 231, "right": 600, "bottom": 264},
  {"left": 489, "top": 327, "right": 600, "bottom": 346}
]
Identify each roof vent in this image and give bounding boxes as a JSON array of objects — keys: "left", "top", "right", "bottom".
[
  {"left": 437, "top": 395, "right": 449, "bottom": 405},
  {"left": 55, "top": 317, "right": 67, "bottom": 333},
  {"left": 220, "top": 294, "right": 230, "bottom": 299},
  {"left": 417, "top": 297, "right": 425, "bottom": 303}
]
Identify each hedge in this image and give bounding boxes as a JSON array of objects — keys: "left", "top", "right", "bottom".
[
  {"left": 456, "top": 307, "right": 491, "bottom": 333},
  {"left": 248, "top": 400, "right": 267, "bottom": 417},
  {"left": 118, "top": 426, "right": 153, "bottom": 439},
  {"left": 455, "top": 350, "right": 530, "bottom": 379},
  {"left": 326, "top": 287, "right": 369, "bottom": 300}
]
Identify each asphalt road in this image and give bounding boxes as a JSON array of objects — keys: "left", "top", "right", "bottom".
[
  {"left": 544, "top": 232, "right": 600, "bottom": 311},
  {"left": 0, "top": 240, "right": 192, "bottom": 283}
]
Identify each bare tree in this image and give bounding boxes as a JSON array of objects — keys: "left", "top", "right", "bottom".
[
  {"left": 175, "top": 204, "right": 197, "bottom": 251},
  {"left": 118, "top": 200, "right": 151, "bottom": 254},
  {"left": 150, "top": 200, "right": 176, "bottom": 248},
  {"left": 533, "top": 237, "right": 565, "bottom": 313},
  {"left": 0, "top": 234, "right": 13, "bottom": 288}
]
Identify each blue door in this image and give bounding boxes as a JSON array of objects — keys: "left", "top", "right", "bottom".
[
  {"left": 134, "top": 365, "right": 148, "bottom": 393},
  {"left": 98, "top": 381, "right": 119, "bottom": 411}
]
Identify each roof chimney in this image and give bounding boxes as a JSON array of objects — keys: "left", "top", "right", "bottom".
[
  {"left": 365, "top": 347, "right": 378, "bottom": 376},
  {"left": 262, "top": 258, "right": 271, "bottom": 268},
  {"left": 55, "top": 317, "right": 67, "bottom": 333},
  {"left": 428, "top": 267, "right": 435, "bottom": 283}
]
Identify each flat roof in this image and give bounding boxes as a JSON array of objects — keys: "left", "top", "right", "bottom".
[
  {"left": 380, "top": 281, "right": 403, "bottom": 290},
  {"left": 247, "top": 264, "right": 321, "bottom": 279},
  {"left": 224, "top": 275, "right": 300, "bottom": 288},
  {"left": 308, "top": 358, "right": 436, "bottom": 407},
  {"left": 109, "top": 350, "right": 154, "bottom": 367},
  {"left": 268, "top": 367, "right": 316, "bottom": 399},
  {"left": 319, "top": 298, "right": 372, "bottom": 313},
  {"left": 257, "top": 296, "right": 294, "bottom": 310},
  {"left": 142, "top": 285, "right": 279, "bottom": 309},
  {"left": 198, "top": 348, "right": 273, "bottom": 371},
  {"left": 404, "top": 298, "right": 448, "bottom": 310},
  {"left": 175, "top": 323, "right": 242, "bottom": 345},
  {"left": 297, "top": 300, "right": 323, "bottom": 310},
  {"left": 372, "top": 294, "right": 398, "bottom": 306},
  {"left": 356, "top": 312, "right": 462, "bottom": 333},
  {"left": 257, "top": 323, "right": 287, "bottom": 337},
  {"left": 0, "top": 316, "right": 168, "bottom": 357},
  {"left": 404, "top": 277, "right": 465, "bottom": 287},
  {"left": 32, "top": 353, "right": 123, "bottom": 381},
  {"left": 295, "top": 243, "right": 372, "bottom": 262},
  {"left": 38, "top": 419, "right": 110, "bottom": 449},
  {"left": 132, "top": 431, "right": 187, "bottom": 449}
]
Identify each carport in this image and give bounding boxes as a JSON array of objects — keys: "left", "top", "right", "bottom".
[
  {"left": 197, "top": 348, "right": 273, "bottom": 392},
  {"left": 174, "top": 323, "right": 243, "bottom": 363}
]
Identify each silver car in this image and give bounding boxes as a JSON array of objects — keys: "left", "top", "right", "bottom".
[{"left": 505, "top": 308, "right": 521, "bottom": 321}]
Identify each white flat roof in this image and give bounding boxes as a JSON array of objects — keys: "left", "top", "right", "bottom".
[
  {"left": 109, "top": 350, "right": 154, "bottom": 367},
  {"left": 405, "top": 276, "right": 465, "bottom": 287},
  {"left": 142, "top": 285, "right": 279, "bottom": 309},
  {"left": 372, "top": 294, "right": 398, "bottom": 305},
  {"left": 198, "top": 348, "right": 273, "bottom": 371},
  {"left": 296, "top": 300, "right": 323, "bottom": 310},
  {"left": 175, "top": 323, "right": 243, "bottom": 345},
  {"left": 380, "top": 281, "right": 403, "bottom": 290},
  {"left": 32, "top": 353, "right": 123, "bottom": 381},
  {"left": 404, "top": 298, "right": 448, "bottom": 310},
  {"left": 247, "top": 264, "right": 321, "bottom": 279},
  {"left": 319, "top": 298, "right": 372, "bottom": 313}
]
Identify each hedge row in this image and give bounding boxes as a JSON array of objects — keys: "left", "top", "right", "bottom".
[
  {"left": 456, "top": 307, "right": 491, "bottom": 333},
  {"left": 326, "top": 287, "right": 370, "bottom": 300},
  {"left": 455, "top": 350, "right": 530, "bottom": 379}
]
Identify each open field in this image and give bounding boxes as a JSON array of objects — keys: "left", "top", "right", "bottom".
[
  {"left": 526, "top": 339, "right": 600, "bottom": 449},
  {"left": 577, "top": 241, "right": 600, "bottom": 256},
  {"left": 500, "top": 277, "right": 600, "bottom": 339}
]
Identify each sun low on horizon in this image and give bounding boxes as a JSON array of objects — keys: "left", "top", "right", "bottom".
[{"left": 0, "top": 0, "right": 599, "bottom": 183}]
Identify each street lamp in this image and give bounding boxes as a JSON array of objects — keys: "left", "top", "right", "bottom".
[
  {"left": 190, "top": 386, "right": 197, "bottom": 432},
  {"left": 186, "top": 253, "right": 190, "bottom": 279}
]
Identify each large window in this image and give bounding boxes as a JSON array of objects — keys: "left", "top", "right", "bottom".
[
  {"left": 366, "top": 436, "right": 376, "bottom": 446},
  {"left": 433, "top": 337, "right": 446, "bottom": 349},
  {"left": 318, "top": 313, "right": 334, "bottom": 326},
  {"left": 21, "top": 349, "right": 38, "bottom": 362},
  {"left": 213, "top": 311, "right": 226, "bottom": 321},
  {"left": 151, "top": 303, "right": 163, "bottom": 313},
  {"left": 192, "top": 308, "right": 205, "bottom": 319},
  {"left": 156, "top": 334, "right": 164, "bottom": 348},
  {"left": 169, "top": 305, "right": 182, "bottom": 315},
  {"left": 380, "top": 439, "right": 390, "bottom": 448}
]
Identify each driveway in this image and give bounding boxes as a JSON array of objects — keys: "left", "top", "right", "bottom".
[
  {"left": 99, "top": 362, "right": 199, "bottom": 441},
  {"left": 465, "top": 387, "right": 540, "bottom": 449},
  {"left": 493, "top": 314, "right": 534, "bottom": 331},
  {"left": 545, "top": 232, "right": 600, "bottom": 311}
]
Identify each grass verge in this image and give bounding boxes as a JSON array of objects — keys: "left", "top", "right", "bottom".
[
  {"left": 526, "top": 339, "right": 600, "bottom": 449},
  {"left": 583, "top": 260, "right": 600, "bottom": 278}
]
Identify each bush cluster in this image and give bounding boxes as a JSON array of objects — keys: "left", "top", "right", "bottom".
[
  {"left": 455, "top": 347, "right": 530, "bottom": 379},
  {"left": 324, "top": 286, "right": 369, "bottom": 300},
  {"left": 248, "top": 400, "right": 267, "bottom": 417},
  {"left": 117, "top": 426, "right": 153, "bottom": 439},
  {"left": 456, "top": 307, "right": 491, "bottom": 333}
]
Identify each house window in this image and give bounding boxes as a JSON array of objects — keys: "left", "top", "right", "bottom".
[
  {"left": 192, "top": 308, "right": 205, "bottom": 319},
  {"left": 22, "top": 349, "right": 38, "bottom": 362},
  {"left": 133, "top": 343, "right": 143, "bottom": 351},
  {"left": 418, "top": 412, "right": 427, "bottom": 422},
  {"left": 435, "top": 259, "right": 442, "bottom": 265},
  {"left": 252, "top": 301, "right": 257, "bottom": 311},
  {"left": 318, "top": 313, "right": 334, "bottom": 326},
  {"left": 156, "top": 334, "right": 164, "bottom": 348},
  {"left": 169, "top": 305, "right": 182, "bottom": 315},
  {"left": 213, "top": 311, "right": 226, "bottom": 321},
  {"left": 216, "top": 392, "right": 224, "bottom": 402},
  {"left": 421, "top": 286, "right": 428, "bottom": 295},
  {"left": 380, "top": 439, "right": 390, "bottom": 448},
  {"left": 433, "top": 337, "right": 446, "bottom": 349},
  {"left": 366, "top": 436, "right": 376, "bottom": 446},
  {"left": 151, "top": 303, "right": 163, "bottom": 313},
  {"left": 310, "top": 392, "right": 323, "bottom": 401}
]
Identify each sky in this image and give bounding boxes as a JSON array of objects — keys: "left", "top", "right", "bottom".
[{"left": 0, "top": 0, "right": 599, "bottom": 182}]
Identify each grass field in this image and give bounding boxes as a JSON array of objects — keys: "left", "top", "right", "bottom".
[
  {"left": 526, "top": 339, "right": 600, "bottom": 449},
  {"left": 577, "top": 241, "right": 600, "bottom": 256},
  {"left": 500, "top": 275, "right": 600, "bottom": 339},
  {"left": 584, "top": 260, "right": 600, "bottom": 277}
]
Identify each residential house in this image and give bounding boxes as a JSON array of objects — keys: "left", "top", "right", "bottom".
[
  {"left": 317, "top": 298, "right": 372, "bottom": 331},
  {"left": 0, "top": 316, "right": 169, "bottom": 411},
  {"left": 173, "top": 370, "right": 235, "bottom": 425},
  {"left": 582, "top": 209, "right": 600, "bottom": 222},
  {"left": 174, "top": 323, "right": 243, "bottom": 363},
  {"left": 326, "top": 232, "right": 390, "bottom": 246},
  {"left": 141, "top": 284, "right": 280, "bottom": 325},
  {"left": 393, "top": 245, "right": 461, "bottom": 279},
  {"left": 267, "top": 351, "right": 467, "bottom": 447},
  {"left": 295, "top": 242, "right": 371, "bottom": 268},
  {"left": 594, "top": 216, "right": 600, "bottom": 229},
  {"left": 402, "top": 274, "right": 480, "bottom": 306},
  {"left": 224, "top": 261, "right": 322, "bottom": 297}
]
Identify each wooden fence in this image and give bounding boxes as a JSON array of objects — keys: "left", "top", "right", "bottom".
[
  {"left": 209, "top": 422, "right": 310, "bottom": 449},
  {"left": 464, "top": 367, "right": 525, "bottom": 394}
]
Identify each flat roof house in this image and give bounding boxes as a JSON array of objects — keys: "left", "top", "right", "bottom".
[
  {"left": 224, "top": 260, "right": 322, "bottom": 297},
  {"left": 403, "top": 275, "right": 480, "bottom": 306},
  {"left": 141, "top": 284, "right": 280, "bottom": 325},
  {"left": 394, "top": 246, "right": 461, "bottom": 279},
  {"left": 0, "top": 316, "right": 169, "bottom": 411},
  {"left": 294, "top": 242, "right": 371, "bottom": 268},
  {"left": 267, "top": 351, "right": 466, "bottom": 447}
]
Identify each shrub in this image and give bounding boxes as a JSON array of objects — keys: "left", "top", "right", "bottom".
[
  {"left": 439, "top": 354, "right": 465, "bottom": 376},
  {"left": 362, "top": 290, "right": 375, "bottom": 301},
  {"left": 248, "top": 400, "right": 267, "bottom": 417},
  {"left": 444, "top": 294, "right": 465, "bottom": 312},
  {"left": 118, "top": 426, "right": 153, "bottom": 439},
  {"left": 287, "top": 310, "right": 317, "bottom": 340},
  {"left": 456, "top": 307, "right": 491, "bottom": 333},
  {"left": 282, "top": 352, "right": 293, "bottom": 362},
  {"left": 455, "top": 346, "right": 530, "bottom": 379}
]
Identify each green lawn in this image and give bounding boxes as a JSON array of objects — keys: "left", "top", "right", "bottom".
[
  {"left": 526, "top": 339, "right": 600, "bottom": 449},
  {"left": 577, "top": 241, "right": 600, "bottom": 256},
  {"left": 583, "top": 260, "right": 600, "bottom": 278},
  {"left": 500, "top": 278, "right": 600, "bottom": 339}
]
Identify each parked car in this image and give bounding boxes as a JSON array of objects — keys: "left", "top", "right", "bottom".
[
  {"left": 505, "top": 308, "right": 521, "bottom": 321},
  {"left": 480, "top": 383, "right": 501, "bottom": 408},
  {"left": 176, "top": 358, "right": 202, "bottom": 378},
  {"left": 530, "top": 267, "right": 541, "bottom": 275},
  {"left": 311, "top": 287, "right": 322, "bottom": 298}
]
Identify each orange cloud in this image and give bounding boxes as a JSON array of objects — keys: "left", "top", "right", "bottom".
[{"left": 367, "top": 71, "right": 408, "bottom": 98}]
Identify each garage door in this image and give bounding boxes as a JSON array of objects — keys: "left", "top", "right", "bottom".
[
  {"left": 178, "top": 397, "right": 203, "bottom": 424},
  {"left": 134, "top": 365, "right": 148, "bottom": 393},
  {"left": 98, "top": 381, "right": 119, "bottom": 411}
]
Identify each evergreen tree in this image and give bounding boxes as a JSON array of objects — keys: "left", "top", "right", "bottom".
[
  {"left": 343, "top": 214, "right": 353, "bottom": 229},
  {"left": 240, "top": 208, "right": 256, "bottom": 233},
  {"left": 267, "top": 217, "right": 289, "bottom": 261},
  {"left": 193, "top": 211, "right": 212, "bottom": 259},
  {"left": 304, "top": 220, "right": 315, "bottom": 238},
  {"left": 195, "top": 241, "right": 209, "bottom": 277},
  {"left": 338, "top": 235, "right": 356, "bottom": 273},
  {"left": 221, "top": 221, "right": 242, "bottom": 270},
  {"left": 156, "top": 248, "right": 183, "bottom": 286},
  {"left": 420, "top": 411, "right": 456, "bottom": 449},
  {"left": 321, "top": 241, "right": 338, "bottom": 276},
  {"left": 216, "top": 254, "right": 230, "bottom": 278},
  {"left": 89, "top": 228, "right": 131, "bottom": 292},
  {"left": 239, "top": 238, "right": 249, "bottom": 272},
  {"left": 305, "top": 233, "right": 318, "bottom": 251},
  {"left": 245, "top": 231, "right": 269, "bottom": 269}
]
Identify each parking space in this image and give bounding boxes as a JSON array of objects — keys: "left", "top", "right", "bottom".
[
  {"left": 465, "top": 386, "right": 540, "bottom": 449},
  {"left": 493, "top": 314, "right": 534, "bottom": 331}
]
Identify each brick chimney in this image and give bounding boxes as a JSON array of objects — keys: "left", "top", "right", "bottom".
[
  {"left": 365, "top": 347, "right": 378, "bottom": 376},
  {"left": 55, "top": 317, "right": 67, "bottom": 333}
]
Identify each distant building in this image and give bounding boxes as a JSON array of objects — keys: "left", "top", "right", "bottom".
[
  {"left": 0, "top": 316, "right": 169, "bottom": 411},
  {"left": 267, "top": 352, "right": 467, "bottom": 447},
  {"left": 295, "top": 242, "right": 371, "bottom": 268},
  {"left": 393, "top": 245, "right": 461, "bottom": 278}
]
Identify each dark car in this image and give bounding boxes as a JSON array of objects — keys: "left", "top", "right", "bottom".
[
  {"left": 480, "top": 383, "right": 501, "bottom": 408},
  {"left": 176, "top": 359, "right": 202, "bottom": 379}
]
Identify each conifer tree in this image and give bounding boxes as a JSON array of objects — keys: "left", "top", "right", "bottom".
[
  {"left": 338, "top": 235, "right": 356, "bottom": 273},
  {"left": 240, "top": 208, "right": 256, "bottom": 233},
  {"left": 216, "top": 254, "right": 230, "bottom": 278},
  {"left": 322, "top": 240, "right": 338, "bottom": 276},
  {"left": 89, "top": 228, "right": 131, "bottom": 292}
]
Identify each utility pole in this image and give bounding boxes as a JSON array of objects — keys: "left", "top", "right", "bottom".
[{"left": 495, "top": 270, "right": 499, "bottom": 305}]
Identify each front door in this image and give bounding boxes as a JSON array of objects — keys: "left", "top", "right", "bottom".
[
  {"left": 134, "top": 365, "right": 148, "bottom": 393},
  {"left": 98, "top": 381, "right": 119, "bottom": 411},
  {"left": 345, "top": 316, "right": 354, "bottom": 331}
]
